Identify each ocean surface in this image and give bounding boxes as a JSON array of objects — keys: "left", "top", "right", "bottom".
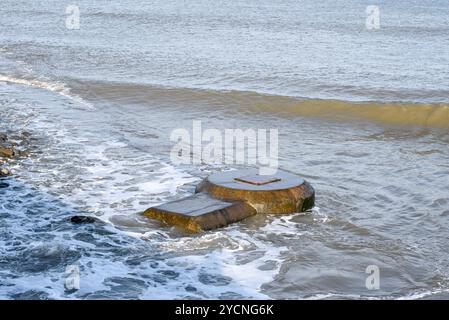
[{"left": 1, "top": 0, "right": 449, "bottom": 299}]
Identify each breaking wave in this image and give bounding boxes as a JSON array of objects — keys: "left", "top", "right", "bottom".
[
  {"left": 0, "top": 74, "right": 94, "bottom": 110},
  {"left": 75, "top": 80, "right": 449, "bottom": 129}
]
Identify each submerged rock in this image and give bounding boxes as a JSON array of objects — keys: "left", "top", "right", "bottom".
[
  {"left": 0, "top": 130, "right": 32, "bottom": 159},
  {"left": 70, "top": 215, "right": 102, "bottom": 224},
  {"left": 0, "top": 134, "right": 15, "bottom": 158},
  {"left": 0, "top": 130, "right": 32, "bottom": 177},
  {"left": 0, "top": 167, "right": 11, "bottom": 177}
]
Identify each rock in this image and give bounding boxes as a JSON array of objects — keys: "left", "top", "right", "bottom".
[
  {"left": 0, "top": 168, "right": 11, "bottom": 177},
  {"left": 144, "top": 193, "right": 257, "bottom": 233},
  {"left": 0, "top": 131, "right": 32, "bottom": 181},
  {"left": 0, "top": 130, "right": 32, "bottom": 157},
  {"left": 0, "top": 147, "right": 16, "bottom": 158},
  {"left": 70, "top": 216, "right": 101, "bottom": 224}
]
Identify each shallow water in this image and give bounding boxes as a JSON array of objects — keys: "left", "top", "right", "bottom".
[{"left": 1, "top": 1, "right": 449, "bottom": 299}]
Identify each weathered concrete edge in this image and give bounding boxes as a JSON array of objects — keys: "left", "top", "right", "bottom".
[
  {"left": 195, "top": 178, "right": 315, "bottom": 214},
  {"left": 143, "top": 200, "right": 257, "bottom": 233}
]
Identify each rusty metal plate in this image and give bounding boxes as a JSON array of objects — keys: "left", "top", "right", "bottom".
[{"left": 234, "top": 175, "right": 281, "bottom": 185}]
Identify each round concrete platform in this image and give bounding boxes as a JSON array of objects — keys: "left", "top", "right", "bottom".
[{"left": 195, "top": 168, "right": 315, "bottom": 214}]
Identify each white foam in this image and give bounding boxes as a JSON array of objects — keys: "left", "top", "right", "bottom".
[
  {"left": 139, "top": 228, "right": 287, "bottom": 298},
  {"left": 304, "top": 288, "right": 449, "bottom": 300},
  {"left": 259, "top": 214, "right": 305, "bottom": 238},
  {"left": 396, "top": 288, "right": 449, "bottom": 300},
  {"left": 0, "top": 74, "right": 94, "bottom": 110},
  {"left": 0, "top": 83, "right": 295, "bottom": 299},
  {"left": 311, "top": 206, "right": 330, "bottom": 223}
]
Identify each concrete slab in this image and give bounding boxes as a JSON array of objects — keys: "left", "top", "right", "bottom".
[{"left": 143, "top": 192, "right": 257, "bottom": 232}]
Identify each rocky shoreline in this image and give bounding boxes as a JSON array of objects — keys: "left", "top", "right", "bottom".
[{"left": 0, "top": 131, "right": 31, "bottom": 177}]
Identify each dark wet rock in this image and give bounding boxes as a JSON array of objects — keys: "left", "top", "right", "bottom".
[
  {"left": 0, "top": 133, "right": 7, "bottom": 142},
  {"left": 70, "top": 215, "right": 101, "bottom": 224}
]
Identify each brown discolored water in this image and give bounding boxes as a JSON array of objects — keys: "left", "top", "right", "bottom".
[{"left": 1, "top": 0, "right": 449, "bottom": 300}]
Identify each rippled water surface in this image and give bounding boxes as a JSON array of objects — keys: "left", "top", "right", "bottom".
[{"left": 1, "top": 0, "right": 449, "bottom": 299}]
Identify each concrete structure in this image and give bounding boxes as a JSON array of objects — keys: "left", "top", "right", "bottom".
[
  {"left": 144, "top": 168, "right": 315, "bottom": 232},
  {"left": 195, "top": 168, "right": 315, "bottom": 215}
]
